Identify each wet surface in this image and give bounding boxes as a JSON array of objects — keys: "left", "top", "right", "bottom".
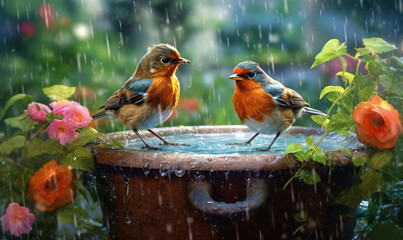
[{"left": 124, "top": 131, "right": 358, "bottom": 155}]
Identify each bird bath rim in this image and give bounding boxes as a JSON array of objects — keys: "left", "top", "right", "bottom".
[{"left": 93, "top": 125, "right": 363, "bottom": 171}]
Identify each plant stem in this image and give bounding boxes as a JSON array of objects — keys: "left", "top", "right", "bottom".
[
  {"left": 355, "top": 59, "right": 362, "bottom": 75},
  {"left": 311, "top": 131, "right": 328, "bottom": 155},
  {"left": 23, "top": 121, "right": 34, "bottom": 158},
  {"left": 32, "top": 124, "right": 46, "bottom": 140}
]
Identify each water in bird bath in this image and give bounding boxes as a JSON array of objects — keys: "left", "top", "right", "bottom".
[{"left": 123, "top": 130, "right": 358, "bottom": 155}]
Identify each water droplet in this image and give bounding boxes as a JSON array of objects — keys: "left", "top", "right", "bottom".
[{"left": 174, "top": 168, "right": 185, "bottom": 177}]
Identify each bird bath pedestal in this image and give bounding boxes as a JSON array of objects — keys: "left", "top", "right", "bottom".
[{"left": 93, "top": 126, "right": 362, "bottom": 240}]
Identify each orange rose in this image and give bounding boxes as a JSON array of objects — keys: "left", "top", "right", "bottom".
[
  {"left": 28, "top": 160, "right": 77, "bottom": 212},
  {"left": 352, "top": 95, "right": 402, "bottom": 149}
]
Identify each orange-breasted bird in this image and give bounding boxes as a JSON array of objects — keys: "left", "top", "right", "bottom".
[
  {"left": 92, "top": 44, "right": 190, "bottom": 150},
  {"left": 229, "top": 61, "right": 326, "bottom": 151}
]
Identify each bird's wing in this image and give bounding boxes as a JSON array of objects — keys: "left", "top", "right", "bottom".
[
  {"left": 263, "top": 84, "right": 309, "bottom": 109},
  {"left": 99, "top": 78, "right": 153, "bottom": 110}
]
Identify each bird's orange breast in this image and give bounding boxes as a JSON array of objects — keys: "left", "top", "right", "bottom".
[
  {"left": 233, "top": 80, "right": 275, "bottom": 122},
  {"left": 147, "top": 76, "right": 180, "bottom": 111}
]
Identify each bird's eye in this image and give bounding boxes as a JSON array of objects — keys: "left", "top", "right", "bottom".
[
  {"left": 247, "top": 72, "right": 256, "bottom": 78},
  {"left": 161, "top": 57, "right": 170, "bottom": 64}
]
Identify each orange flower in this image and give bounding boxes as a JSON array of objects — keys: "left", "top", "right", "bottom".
[
  {"left": 28, "top": 160, "right": 77, "bottom": 212},
  {"left": 352, "top": 95, "right": 402, "bottom": 149}
]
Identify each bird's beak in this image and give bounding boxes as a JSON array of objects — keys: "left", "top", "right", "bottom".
[
  {"left": 176, "top": 58, "right": 191, "bottom": 64},
  {"left": 229, "top": 73, "right": 244, "bottom": 81}
]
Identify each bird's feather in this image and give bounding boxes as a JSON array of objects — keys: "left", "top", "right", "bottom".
[{"left": 99, "top": 78, "right": 153, "bottom": 111}]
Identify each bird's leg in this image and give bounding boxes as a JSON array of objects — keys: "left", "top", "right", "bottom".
[
  {"left": 133, "top": 129, "right": 162, "bottom": 151},
  {"left": 227, "top": 133, "right": 260, "bottom": 145},
  {"left": 253, "top": 132, "right": 281, "bottom": 151},
  {"left": 148, "top": 129, "right": 190, "bottom": 146}
]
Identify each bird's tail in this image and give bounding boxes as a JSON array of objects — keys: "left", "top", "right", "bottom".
[
  {"left": 91, "top": 110, "right": 107, "bottom": 119},
  {"left": 302, "top": 107, "right": 326, "bottom": 116}
]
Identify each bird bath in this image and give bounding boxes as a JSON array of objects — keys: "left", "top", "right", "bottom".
[{"left": 93, "top": 126, "right": 363, "bottom": 240}]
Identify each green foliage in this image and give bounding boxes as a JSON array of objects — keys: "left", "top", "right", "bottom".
[
  {"left": 311, "top": 39, "right": 347, "bottom": 68},
  {"left": 71, "top": 127, "right": 103, "bottom": 146},
  {"left": 0, "top": 135, "right": 25, "bottom": 154},
  {"left": 298, "top": 169, "right": 321, "bottom": 185},
  {"left": 27, "top": 138, "right": 65, "bottom": 158},
  {"left": 5, "top": 114, "right": 36, "bottom": 131},
  {"left": 293, "top": 37, "right": 403, "bottom": 240},
  {"left": 0, "top": 93, "right": 32, "bottom": 121},
  {"left": 60, "top": 147, "right": 94, "bottom": 172},
  {"left": 43, "top": 85, "right": 76, "bottom": 101}
]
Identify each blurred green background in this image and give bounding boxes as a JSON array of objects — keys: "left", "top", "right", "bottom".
[{"left": 1, "top": 0, "right": 402, "bottom": 133}]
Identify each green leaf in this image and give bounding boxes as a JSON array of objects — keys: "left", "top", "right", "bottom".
[
  {"left": 0, "top": 93, "right": 32, "bottom": 121},
  {"left": 295, "top": 149, "right": 311, "bottom": 162},
  {"left": 298, "top": 169, "right": 321, "bottom": 185},
  {"left": 311, "top": 115, "right": 328, "bottom": 126},
  {"left": 355, "top": 47, "right": 372, "bottom": 59},
  {"left": 5, "top": 114, "right": 36, "bottom": 131},
  {"left": 367, "top": 60, "right": 383, "bottom": 75},
  {"left": 338, "top": 146, "right": 352, "bottom": 157},
  {"left": 286, "top": 143, "right": 303, "bottom": 154},
  {"left": 386, "top": 181, "right": 403, "bottom": 204},
  {"left": 319, "top": 86, "right": 345, "bottom": 99},
  {"left": 305, "top": 136, "right": 314, "bottom": 147},
  {"left": 43, "top": 85, "right": 76, "bottom": 101},
  {"left": 71, "top": 127, "right": 103, "bottom": 146},
  {"left": 26, "top": 138, "right": 64, "bottom": 158},
  {"left": 46, "top": 112, "right": 63, "bottom": 123},
  {"left": 337, "top": 185, "right": 363, "bottom": 208},
  {"left": 336, "top": 71, "right": 355, "bottom": 84},
  {"left": 312, "top": 148, "right": 327, "bottom": 165},
  {"left": 60, "top": 146, "right": 94, "bottom": 172},
  {"left": 352, "top": 155, "right": 368, "bottom": 167},
  {"left": 110, "top": 139, "right": 125, "bottom": 149},
  {"left": 0, "top": 135, "right": 25, "bottom": 154},
  {"left": 327, "top": 112, "right": 354, "bottom": 132},
  {"left": 311, "top": 39, "right": 347, "bottom": 68},
  {"left": 368, "top": 151, "right": 393, "bottom": 170},
  {"left": 360, "top": 170, "right": 382, "bottom": 198},
  {"left": 294, "top": 211, "right": 307, "bottom": 223},
  {"left": 363, "top": 37, "right": 397, "bottom": 55},
  {"left": 366, "top": 220, "right": 403, "bottom": 240},
  {"left": 359, "top": 86, "right": 376, "bottom": 101}
]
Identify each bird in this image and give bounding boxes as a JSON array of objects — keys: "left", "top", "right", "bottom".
[
  {"left": 92, "top": 43, "right": 190, "bottom": 150},
  {"left": 228, "top": 61, "right": 326, "bottom": 151}
]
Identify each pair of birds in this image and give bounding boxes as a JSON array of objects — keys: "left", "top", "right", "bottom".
[{"left": 92, "top": 44, "right": 325, "bottom": 151}]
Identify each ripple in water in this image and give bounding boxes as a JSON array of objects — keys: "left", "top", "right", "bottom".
[{"left": 123, "top": 131, "right": 359, "bottom": 155}]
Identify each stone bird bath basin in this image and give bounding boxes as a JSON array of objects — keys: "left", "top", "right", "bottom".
[{"left": 93, "top": 125, "right": 363, "bottom": 240}]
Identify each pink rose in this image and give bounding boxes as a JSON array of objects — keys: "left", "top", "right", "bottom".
[
  {"left": 1, "top": 203, "right": 35, "bottom": 237},
  {"left": 62, "top": 104, "right": 93, "bottom": 129},
  {"left": 25, "top": 102, "right": 51, "bottom": 123},
  {"left": 46, "top": 119, "right": 78, "bottom": 145},
  {"left": 50, "top": 100, "right": 92, "bottom": 128},
  {"left": 50, "top": 100, "right": 78, "bottom": 115}
]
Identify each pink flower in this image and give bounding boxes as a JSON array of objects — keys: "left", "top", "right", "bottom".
[
  {"left": 25, "top": 102, "right": 51, "bottom": 123},
  {"left": 50, "top": 100, "right": 78, "bottom": 115},
  {"left": 62, "top": 104, "right": 92, "bottom": 129},
  {"left": 1, "top": 203, "right": 35, "bottom": 237},
  {"left": 46, "top": 119, "right": 78, "bottom": 145},
  {"left": 50, "top": 100, "right": 92, "bottom": 129}
]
